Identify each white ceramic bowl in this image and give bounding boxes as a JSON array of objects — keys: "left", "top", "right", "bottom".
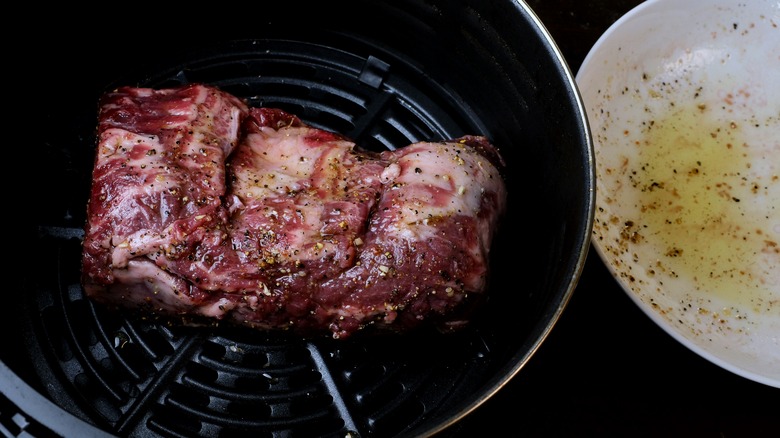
[{"left": 577, "top": 0, "right": 780, "bottom": 388}]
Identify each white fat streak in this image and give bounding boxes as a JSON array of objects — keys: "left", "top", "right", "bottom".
[
  {"left": 112, "top": 260, "right": 197, "bottom": 310},
  {"left": 199, "top": 297, "right": 236, "bottom": 318}
]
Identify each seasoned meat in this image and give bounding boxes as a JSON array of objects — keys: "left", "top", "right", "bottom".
[
  {"left": 81, "top": 84, "right": 249, "bottom": 312},
  {"left": 81, "top": 84, "right": 507, "bottom": 339}
]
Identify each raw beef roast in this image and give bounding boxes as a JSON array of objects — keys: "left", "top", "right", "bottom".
[{"left": 81, "top": 83, "right": 508, "bottom": 339}]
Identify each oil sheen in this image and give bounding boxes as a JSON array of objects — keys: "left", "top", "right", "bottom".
[{"left": 634, "top": 102, "right": 777, "bottom": 311}]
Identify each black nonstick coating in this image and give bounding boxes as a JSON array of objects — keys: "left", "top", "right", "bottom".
[{"left": 5, "top": 1, "right": 593, "bottom": 436}]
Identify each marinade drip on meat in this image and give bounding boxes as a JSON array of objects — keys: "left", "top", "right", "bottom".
[{"left": 82, "top": 84, "right": 508, "bottom": 339}]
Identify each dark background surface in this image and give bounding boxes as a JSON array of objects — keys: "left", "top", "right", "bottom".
[{"left": 449, "top": 1, "right": 779, "bottom": 437}]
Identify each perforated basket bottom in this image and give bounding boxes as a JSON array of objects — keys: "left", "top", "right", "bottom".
[{"left": 16, "top": 37, "right": 514, "bottom": 438}]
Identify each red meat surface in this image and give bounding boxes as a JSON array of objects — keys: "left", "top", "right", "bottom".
[{"left": 82, "top": 84, "right": 507, "bottom": 339}]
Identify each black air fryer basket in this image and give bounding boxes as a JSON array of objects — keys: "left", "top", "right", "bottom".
[{"left": 5, "top": 1, "right": 594, "bottom": 436}]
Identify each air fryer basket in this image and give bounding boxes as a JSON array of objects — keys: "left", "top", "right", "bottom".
[{"left": 5, "top": 1, "right": 593, "bottom": 437}]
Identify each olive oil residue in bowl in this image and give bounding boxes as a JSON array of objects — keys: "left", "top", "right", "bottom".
[{"left": 634, "top": 102, "right": 778, "bottom": 311}]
